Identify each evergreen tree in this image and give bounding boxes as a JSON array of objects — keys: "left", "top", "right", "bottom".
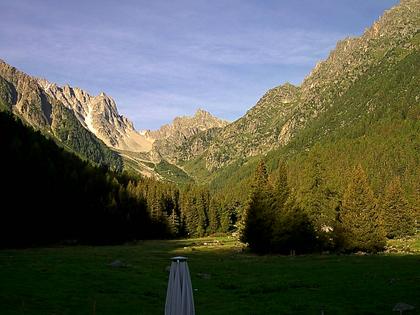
[
  {"left": 150, "top": 190, "right": 163, "bottom": 222},
  {"left": 240, "top": 160, "right": 274, "bottom": 253},
  {"left": 382, "top": 176, "right": 415, "bottom": 238},
  {"left": 180, "top": 187, "right": 201, "bottom": 236},
  {"left": 298, "top": 152, "right": 336, "bottom": 231},
  {"left": 208, "top": 197, "right": 221, "bottom": 234},
  {"left": 272, "top": 203, "right": 317, "bottom": 254},
  {"left": 273, "top": 161, "right": 289, "bottom": 207},
  {"left": 168, "top": 211, "right": 180, "bottom": 236},
  {"left": 271, "top": 162, "right": 317, "bottom": 254},
  {"left": 220, "top": 199, "right": 238, "bottom": 233},
  {"left": 195, "top": 189, "right": 209, "bottom": 236},
  {"left": 339, "top": 164, "right": 386, "bottom": 252}
]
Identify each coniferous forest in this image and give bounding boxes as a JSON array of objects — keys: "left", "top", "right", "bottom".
[
  {"left": 1, "top": 110, "right": 417, "bottom": 252},
  {"left": 240, "top": 160, "right": 417, "bottom": 254},
  {"left": 0, "top": 112, "right": 234, "bottom": 248},
  {"left": 0, "top": 0, "right": 419, "bottom": 255}
]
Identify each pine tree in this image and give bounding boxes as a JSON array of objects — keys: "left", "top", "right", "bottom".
[
  {"left": 272, "top": 203, "right": 317, "bottom": 254},
  {"left": 339, "top": 164, "right": 386, "bottom": 252},
  {"left": 253, "top": 160, "right": 269, "bottom": 188},
  {"left": 271, "top": 161, "right": 291, "bottom": 252},
  {"left": 382, "top": 176, "right": 415, "bottom": 239},
  {"left": 220, "top": 200, "right": 237, "bottom": 233},
  {"left": 150, "top": 189, "right": 164, "bottom": 223}
]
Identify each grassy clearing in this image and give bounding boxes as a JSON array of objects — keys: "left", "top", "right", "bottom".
[{"left": 0, "top": 236, "right": 419, "bottom": 315}]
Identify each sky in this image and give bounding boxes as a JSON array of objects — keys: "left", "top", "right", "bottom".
[{"left": 0, "top": 0, "right": 398, "bottom": 130}]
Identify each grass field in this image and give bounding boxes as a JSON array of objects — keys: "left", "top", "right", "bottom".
[{"left": 0, "top": 236, "right": 419, "bottom": 315}]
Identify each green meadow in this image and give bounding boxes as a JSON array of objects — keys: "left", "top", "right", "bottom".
[{"left": 0, "top": 237, "right": 419, "bottom": 315}]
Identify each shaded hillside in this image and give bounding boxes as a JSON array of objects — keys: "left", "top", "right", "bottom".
[
  {"left": 0, "top": 111, "right": 147, "bottom": 246},
  {"left": 0, "top": 111, "right": 198, "bottom": 247}
]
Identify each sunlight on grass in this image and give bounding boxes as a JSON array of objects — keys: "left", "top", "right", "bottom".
[{"left": 386, "top": 234, "right": 420, "bottom": 254}]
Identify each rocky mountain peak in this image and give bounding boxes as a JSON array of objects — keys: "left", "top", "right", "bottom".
[
  {"left": 0, "top": 59, "right": 17, "bottom": 76},
  {"left": 194, "top": 108, "right": 211, "bottom": 118},
  {"left": 145, "top": 109, "right": 229, "bottom": 163},
  {"left": 148, "top": 109, "right": 228, "bottom": 141}
]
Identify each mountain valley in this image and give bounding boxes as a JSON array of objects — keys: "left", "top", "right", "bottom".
[{"left": 0, "top": 0, "right": 419, "bottom": 245}]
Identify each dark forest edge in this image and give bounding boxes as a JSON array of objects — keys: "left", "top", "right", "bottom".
[
  {"left": 0, "top": 111, "right": 418, "bottom": 253},
  {"left": 0, "top": 111, "right": 232, "bottom": 248}
]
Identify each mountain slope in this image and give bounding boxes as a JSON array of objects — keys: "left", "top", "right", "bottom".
[
  {"left": 180, "top": 0, "right": 420, "bottom": 220},
  {"left": 0, "top": 60, "right": 123, "bottom": 170},
  {"left": 202, "top": 83, "right": 300, "bottom": 171},
  {"left": 119, "top": 109, "right": 227, "bottom": 182},
  {"left": 208, "top": 37, "right": 420, "bottom": 206},
  {"left": 0, "top": 59, "right": 229, "bottom": 182},
  {"left": 183, "top": 0, "right": 420, "bottom": 183},
  {"left": 147, "top": 108, "right": 229, "bottom": 164}
]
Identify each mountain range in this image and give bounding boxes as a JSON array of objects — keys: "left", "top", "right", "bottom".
[
  {"left": 0, "top": 60, "right": 227, "bottom": 180},
  {"left": 0, "top": 0, "right": 419, "bottom": 210}
]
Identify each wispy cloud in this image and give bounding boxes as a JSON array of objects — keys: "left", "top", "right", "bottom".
[{"left": 0, "top": 0, "right": 398, "bottom": 129}]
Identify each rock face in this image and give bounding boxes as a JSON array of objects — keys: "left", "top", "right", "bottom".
[
  {"left": 0, "top": 60, "right": 52, "bottom": 129},
  {"left": 147, "top": 109, "right": 229, "bottom": 163},
  {"left": 36, "top": 79, "right": 154, "bottom": 152},
  {"left": 190, "top": 0, "right": 420, "bottom": 172},
  {"left": 148, "top": 109, "right": 227, "bottom": 140}
]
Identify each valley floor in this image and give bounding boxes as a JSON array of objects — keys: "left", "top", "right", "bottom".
[{"left": 0, "top": 236, "right": 419, "bottom": 315}]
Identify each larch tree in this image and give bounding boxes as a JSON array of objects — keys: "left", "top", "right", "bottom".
[{"left": 382, "top": 176, "right": 415, "bottom": 238}]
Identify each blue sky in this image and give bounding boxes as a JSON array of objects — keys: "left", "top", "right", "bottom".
[{"left": 0, "top": 0, "right": 398, "bottom": 130}]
